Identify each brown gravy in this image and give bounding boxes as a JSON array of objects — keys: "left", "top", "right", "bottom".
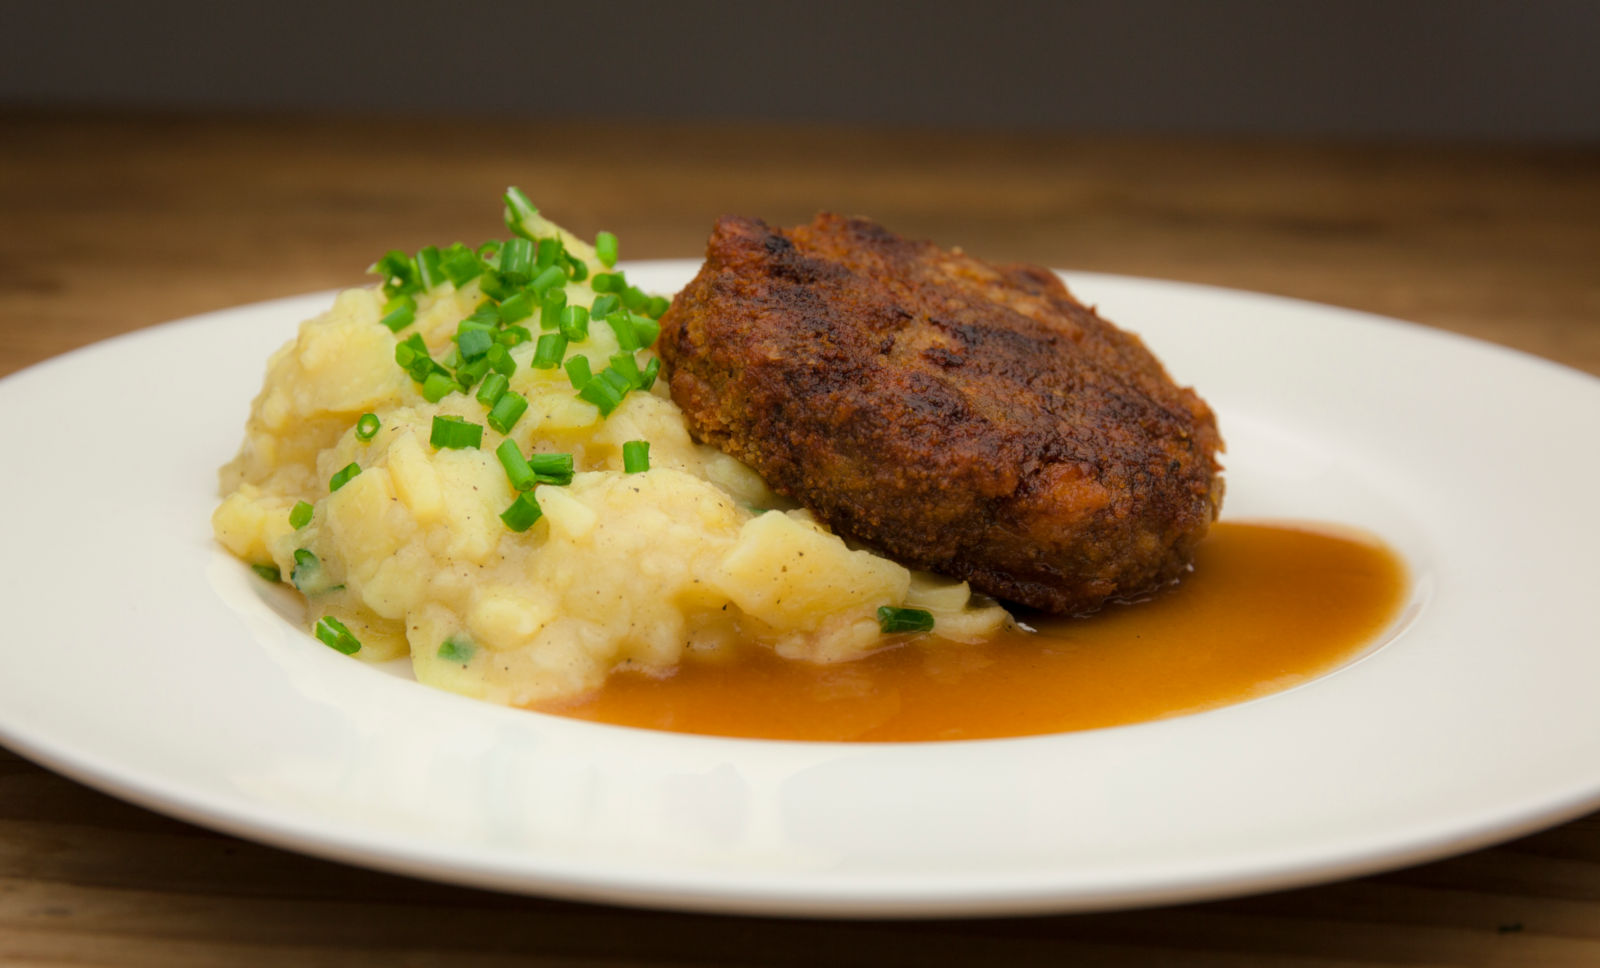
[{"left": 541, "top": 522, "right": 1408, "bottom": 742}]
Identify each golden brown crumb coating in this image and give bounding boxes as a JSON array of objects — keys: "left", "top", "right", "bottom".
[{"left": 658, "top": 214, "right": 1223, "bottom": 615}]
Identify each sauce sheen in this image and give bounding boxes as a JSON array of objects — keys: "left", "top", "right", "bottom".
[{"left": 541, "top": 522, "right": 1407, "bottom": 741}]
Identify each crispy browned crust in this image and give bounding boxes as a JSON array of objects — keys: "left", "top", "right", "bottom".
[{"left": 658, "top": 213, "right": 1224, "bottom": 615}]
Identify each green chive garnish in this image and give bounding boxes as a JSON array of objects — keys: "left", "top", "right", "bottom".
[
  {"left": 415, "top": 246, "right": 444, "bottom": 290},
  {"left": 438, "top": 637, "right": 475, "bottom": 663},
  {"left": 355, "top": 413, "right": 380, "bottom": 441},
  {"left": 638, "top": 356, "right": 661, "bottom": 390},
  {"left": 291, "top": 548, "right": 322, "bottom": 592},
  {"left": 379, "top": 294, "right": 416, "bottom": 332},
  {"left": 503, "top": 187, "right": 539, "bottom": 240},
  {"left": 539, "top": 289, "right": 567, "bottom": 331},
  {"left": 430, "top": 415, "right": 483, "bottom": 450},
  {"left": 500, "top": 491, "right": 544, "bottom": 532},
  {"left": 497, "top": 290, "right": 535, "bottom": 324},
  {"left": 289, "top": 500, "right": 314, "bottom": 529},
  {"left": 487, "top": 391, "right": 528, "bottom": 433},
  {"left": 528, "top": 452, "right": 574, "bottom": 484},
  {"left": 559, "top": 305, "right": 590, "bottom": 341},
  {"left": 529, "top": 264, "right": 566, "bottom": 293},
  {"left": 314, "top": 615, "right": 361, "bottom": 655},
  {"left": 591, "top": 293, "right": 620, "bottom": 319},
  {"left": 595, "top": 231, "right": 618, "bottom": 268},
  {"left": 578, "top": 372, "right": 626, "bottom": 415},
  {"left": 251, "top": 563, "right": 281, "bottom": 583},
  {"left": 629, "top": 314, "right": 660, "bottom": 348},
  {"left": 498, "top": 236, "right": 535, "bottom": 283},
  {"left": 877, "top": 606, "right": 935, "bottom": 634},
  {"left": 486, "top": 343, "right": 516, "bottom": 377},
  {"left": 622, "top": 440, "right": 650, "bottom": 473},
  {"left": 609, "top": 352, "right": 642, "bottom": 387},
  {"left": 454, "top": 356, "right": 490, "bottom": 392},
  {"left": 394, "top": 332, "right": 428, "bottom": 368},
  {"left": 644, "top": 295, "right": 671, "bottom": 319},
  {"left": 421, "top": 370, "right": 457, "bottom": 403},
  {"left": 458, "top": 326, "right": 494, "bottom": 362},
  {"left": 606, "top": 312, "right": 640, "bottom": 351},
  {"left": 475, "top": 371, "right": 509, "bottom": 406},
  {"left": 531, "top": 333, "right": 567, "bottom": 369},
  {"left": 564, "top": 354, "right": 592, "bottom": 389},
  {"left": 495, "top": 439, "right": 537, "bottom": 491},
  {"left": 329, "top": 462, "right": 361, "bottom": 492}
]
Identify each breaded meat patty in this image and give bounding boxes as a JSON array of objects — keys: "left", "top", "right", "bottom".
[{"left": 658, "top": 214, "right": 1223, "bottom": 615}]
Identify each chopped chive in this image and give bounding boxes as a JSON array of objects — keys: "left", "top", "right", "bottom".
[
  {"left": 606, "top": 313, "right": 640, "bottom": 351},
  {"left": 442, "top": 345, "right": 462, "bottom": 369},
  {"left": 314, "top": 615, "right": 362, "bottom": 655},
  {"left": 458, "top": 326, "right": 494, "bottom": 362},
  {"left": 577, "top": 373, "right": 626, "bottom": 415},
  {"left": 528, "top": 452, "right": 574, "bottom": 484},
  {"left": 564, "top": 354, "right": 592, "bottom": 389},
  {"left": 487, "top": 391, "right": 529, "bottom": 433},
  {"left": 535, "top": 234, "right": 563, "bottom": 269},
  {"left": 609, "top": 352, "right": 642, "bottom": 387},
  {"left": 503, "top": 187, "right": 539, "bottom": 240},
  {"left": 559, "top": 305, "right": 590, "bottom": 341},
  {"left": 629, "top": 314, "right": 660, "bottom": 348},
  {"left": 476, "top": 239, "right": 502, "bottom": 260},
  {"left": 441, "top": 243, "right": 484, "bottom": 287},
  {"left": 463, "top": 305, "right": 500, "bottom": 329},
  {"left": 475, "top": 371, "right": 509, "bottom": 406},
  {"left": 539, "top": 288, "right": 567, "bottom": 331},
  {"left": 622, "top": 440, "right": 651, "bottom": 473},
  {"left": 415, "top": 246, "right": 444, "bottom": 290},
  {"left": 643, "top": 295, "right": 671, "bottom": 319},
  {"left": 495, "top": 438, "right": 538, "bottom": 491},
  {"left": 355, "top": 413, "right": 381, "bottom": 440},
  {"left": 499, "top": 237, "right": 535, "bottom": 283},
  {"left": 379, "top": 294, "right": 416, "bottom": 332},
  {"left": 477, "top": 269, "right": 514, "bottom": 301},
  {"left": 290, "top": 500, "right": 315, "bottom": 529},
  {"left": 531, "top": 333, "right": 567, "bottom": 369},
  {"left": 251, "top": 562, "right": 281, "bottom": 583},
  {"left": 455, "top": 356, "right": 491, "bottom": 391},
  {"left": 421, "top": 370, "right": 457, "bottom": 402},
  {"left": 497, "top": 325, "right": 532, "bottom": 347},
  {"left": 290, "top": 548, "right": 322, "bottom": 592},
  {"left": 369, "top": 250, "right": 417, "bottom": 297},
  {"left": 409, "top": 356, "right": 443, "bottom": 384},
  {"left": 876, "top": 606, "right": 935, "bottom": 634},
  {"left": 563, "top": 252, "right": 589, "bottom": 282},
  {"left": 529, "top": 264, "right": 566, "bottom": 293},
  {"left": 437, "top": 636, "right": 475, "bottom": 664},
  {"left": 591, "top": 293, "right": 620, "bottom": 318},
  {"left": 600, "top": 366, "right": 633, "bottom": 397},
  {"left": 591, "top": 271, "right": 623, "bottom": 293},
  {"left": 329, "top": 462, "right": 362, "bottom": 492},
  {"left": 621, "top": 286, "right": 648, "bottom": 312},
  {"left": 500, "top": 491, "right": 544, "bottom": 532},
  {"left": 595, "top": 231, "right": 618, "bottom": 268},
  {"left": 485, "top": 342, "right": 516, "bottom": 377},
  {"left": 394, "top": 332, "right": 428, "bottom": 368},
  {"left": 638, "top": 355, "right": 661, "bottom": 390},
  {"left": 498, "top": 290, "right": 535, "bottom": 324},
  {"left": 430, "top": 414, "right": 483, "bottom": 449}
]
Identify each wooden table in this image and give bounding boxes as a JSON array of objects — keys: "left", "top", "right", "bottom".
[{"left": 3, "top": 111, "right": 1598, "bottom": 966}]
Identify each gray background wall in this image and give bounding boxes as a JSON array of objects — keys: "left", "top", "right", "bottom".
[{"left": 3, "top": 0, "right": 1596, "bottom": 140}]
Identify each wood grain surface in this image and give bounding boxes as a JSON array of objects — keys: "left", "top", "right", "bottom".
[{"left": 2, "top": 110, "right": 1598, "bottom": 966}]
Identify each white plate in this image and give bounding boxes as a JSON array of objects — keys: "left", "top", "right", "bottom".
[{"left": 1, "top": 263, "right": 1597, "bottom": 918}]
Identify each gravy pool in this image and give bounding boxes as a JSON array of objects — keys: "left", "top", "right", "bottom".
[{"left": 541, "top": 521, "right": 1407, "bottom": 741}]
